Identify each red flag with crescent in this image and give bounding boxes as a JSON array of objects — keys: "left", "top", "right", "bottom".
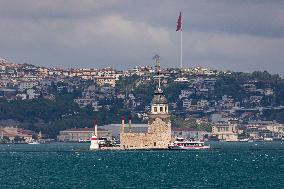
[{"left": 176, "top": 12, "right": 182, "bottom": 31}]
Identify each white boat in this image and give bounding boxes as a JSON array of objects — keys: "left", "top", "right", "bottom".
[
  {"left": 78, "top": 139, "right": 90, "bottom": 143},
  {"left": 263, "top": 137, "right": 273, "bottom": 141},
  {"left": 28, "top": 141, "right": 40, "bottom": 145},
  {"left": 239, "top": 138, "right": 250, "bottom": 142},
  {"left": 168, "top": 138, "right": 210, "bottom": 150}
]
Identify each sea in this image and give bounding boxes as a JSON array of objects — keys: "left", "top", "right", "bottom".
[{"left": 0, "top": 142, "right": 283, "bottom": 189}]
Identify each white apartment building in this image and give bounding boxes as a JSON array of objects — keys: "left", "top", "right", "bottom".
[
  {"left": 197, "top": 100, "right": 209, "bottom": 109},
  {"left": 182, "top": 99, "right": 191, "bottom": 109},
  {"left": 95, "top": 76, "right": 116, "bottom": 87},
  {"left": 179, "top": 90, "right": 192, "bottom": 99},
  {"left": 18, "top": 81, "right": 38, "bottom": 92},
  {"left": 27, "top": 89, "right": 39, "bottom": 99}
]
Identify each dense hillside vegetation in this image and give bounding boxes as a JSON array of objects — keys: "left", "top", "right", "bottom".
[{"left": 1, "top": 70, "right": 284, "bottom": 138}]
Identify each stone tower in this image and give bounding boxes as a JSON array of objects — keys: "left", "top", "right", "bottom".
[
  {"left": 119, "top": 87, "right": 172, "bottom": 149},
  {"left": 120, "top": 55, "right": 172, "bottom": 149},
  {"left": 147, "top": 87, "right": 172, "bottom": 148}
]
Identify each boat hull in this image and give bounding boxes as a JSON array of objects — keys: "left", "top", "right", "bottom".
[
  {"left": 168, "top": 145, "right": 210, "bottom": 150},
  {"left": 28, "top": 142, "right": 40, "bottom": 145}
]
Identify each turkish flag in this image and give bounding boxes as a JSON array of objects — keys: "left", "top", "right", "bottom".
[{"left": 176, "top": 12, "right": 182, "bottom": 31}]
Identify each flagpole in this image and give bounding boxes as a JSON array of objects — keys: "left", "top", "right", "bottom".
[
  {"left": 176, "top": 11, "right": 183, "bottom": 69},
  {"left": 180, "top": 27, "right": 183, "bottom": 69}
]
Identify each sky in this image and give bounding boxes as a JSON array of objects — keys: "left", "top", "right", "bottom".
[{"left": 0, "top": 0, "right": 284, "bottom": 74}]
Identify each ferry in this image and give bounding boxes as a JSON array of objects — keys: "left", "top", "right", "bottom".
[{"left": 168, "top": 138, "right": 210, "bottom": 150}]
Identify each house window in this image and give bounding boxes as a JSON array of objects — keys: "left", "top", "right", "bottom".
[
  {"left": 154, "top": 142, "right": 156, "bottom": 147},
  {"left": 165, "top": 107, "right": 167, "bottom": 112},
  {"left": 160, "top": 107, "right": 163, "bottom": 112},
  {"left": 154, "top": 107, "right": 157, "bottom": 112}
]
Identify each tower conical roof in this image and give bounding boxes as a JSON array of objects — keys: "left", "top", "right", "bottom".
[{"left": 151, "top": 88, "right": 167, "bottom": 104}]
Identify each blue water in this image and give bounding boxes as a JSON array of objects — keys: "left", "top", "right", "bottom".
[{"left": 0, "top": 142, "right": 283, "bottom": 189}]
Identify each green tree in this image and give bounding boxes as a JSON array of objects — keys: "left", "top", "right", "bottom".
[
  {"left": 116, "top": 75, "right": 141, "bottom": 92},
  {"left": 14, "top": 136, "right": 24, "bottom": 143},
  {"left": 1, "top": 136, "right": 10, "bottom": 143},
  {"left": 164, "top": 83, "right": 188, "bottom": 102}
]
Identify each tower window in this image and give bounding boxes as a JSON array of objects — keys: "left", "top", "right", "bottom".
[
  {"left": 165, "top": 107, "right": 167, "bottom": 112},
  {"left": 154, "top": 107, "right": 157, "bottom": 112},
  {"left": 160, "top": 107, "right": 163, "bottom": 112}
]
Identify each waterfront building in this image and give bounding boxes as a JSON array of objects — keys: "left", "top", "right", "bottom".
[
  {"left": 211, "top": 119, "right": 239, "bottom": 141},
  {"left": 246, "top": 122, "right": 284, "bottom": 139},
  {"left": 172, "top": 127, "right": 210, "bottom": 140},
  {"left": 266, "top": 123, "right": 284, "bottom": 134},
  {"left": 0, "top": 88, "right": 17, "bottom": 98},
  {"left": 0, "top": 126, "right": 33, "bottom": 142},
  {"left": 57, "top": 128, "right": 112, "bottom": 142}
]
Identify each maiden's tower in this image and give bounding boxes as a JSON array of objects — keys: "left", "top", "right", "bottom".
[{"left": 120, "top": 55, "right": 172, "bottom": 149}]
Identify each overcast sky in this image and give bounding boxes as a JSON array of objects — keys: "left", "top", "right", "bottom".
[{"left": 0, "top": 0, "right": 284, "bottom": 74}]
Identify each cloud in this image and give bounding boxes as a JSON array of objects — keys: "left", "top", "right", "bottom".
[
  {"left": 0, "top": 0, "right": 283, "bottom": 74},
  {"left": 55, "top": 15, "right": 171, "bottom": 48},
  {"left": 0, "top": 13, "right": 171, "bottom": 69},
  {"left": 0, "top": 0, "right": 118, "bottom": 18},
  {"left": 182, "top": 31, "right": 284, "bottom": 73}
]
